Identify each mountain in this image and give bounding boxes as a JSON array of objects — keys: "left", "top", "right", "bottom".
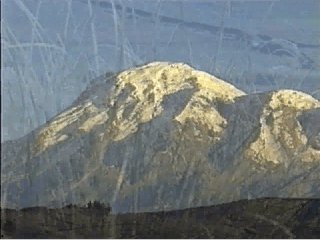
[
  {"left": 1, "top": 62, "right": 320, "bottom": 213},
  {"left": 3, "top": 1, "right": 320, "bottom": 143},
  {"left": 1, "top": 198, "right": 319, "bottom": 238}
]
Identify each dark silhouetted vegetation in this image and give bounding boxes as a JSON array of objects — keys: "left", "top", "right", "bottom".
[{"left": 1, "top": 198, "right": 319, "bottom": 238}]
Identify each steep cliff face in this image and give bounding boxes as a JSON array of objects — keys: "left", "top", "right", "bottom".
[{"left": 1, "top": 62, "right": 319, "bottom": 212}]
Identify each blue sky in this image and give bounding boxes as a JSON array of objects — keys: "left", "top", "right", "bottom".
[{"left": 2, "top": 0, "right": 320, "bottom": 141}]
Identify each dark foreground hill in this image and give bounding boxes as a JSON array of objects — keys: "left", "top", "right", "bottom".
[{"left": 1, "top": 198, "right": 319, "bottom": 239}]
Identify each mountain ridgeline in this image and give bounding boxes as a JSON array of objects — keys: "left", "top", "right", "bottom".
[{"left": 1, "top": 62, "right": 319, "bottom": 212}]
